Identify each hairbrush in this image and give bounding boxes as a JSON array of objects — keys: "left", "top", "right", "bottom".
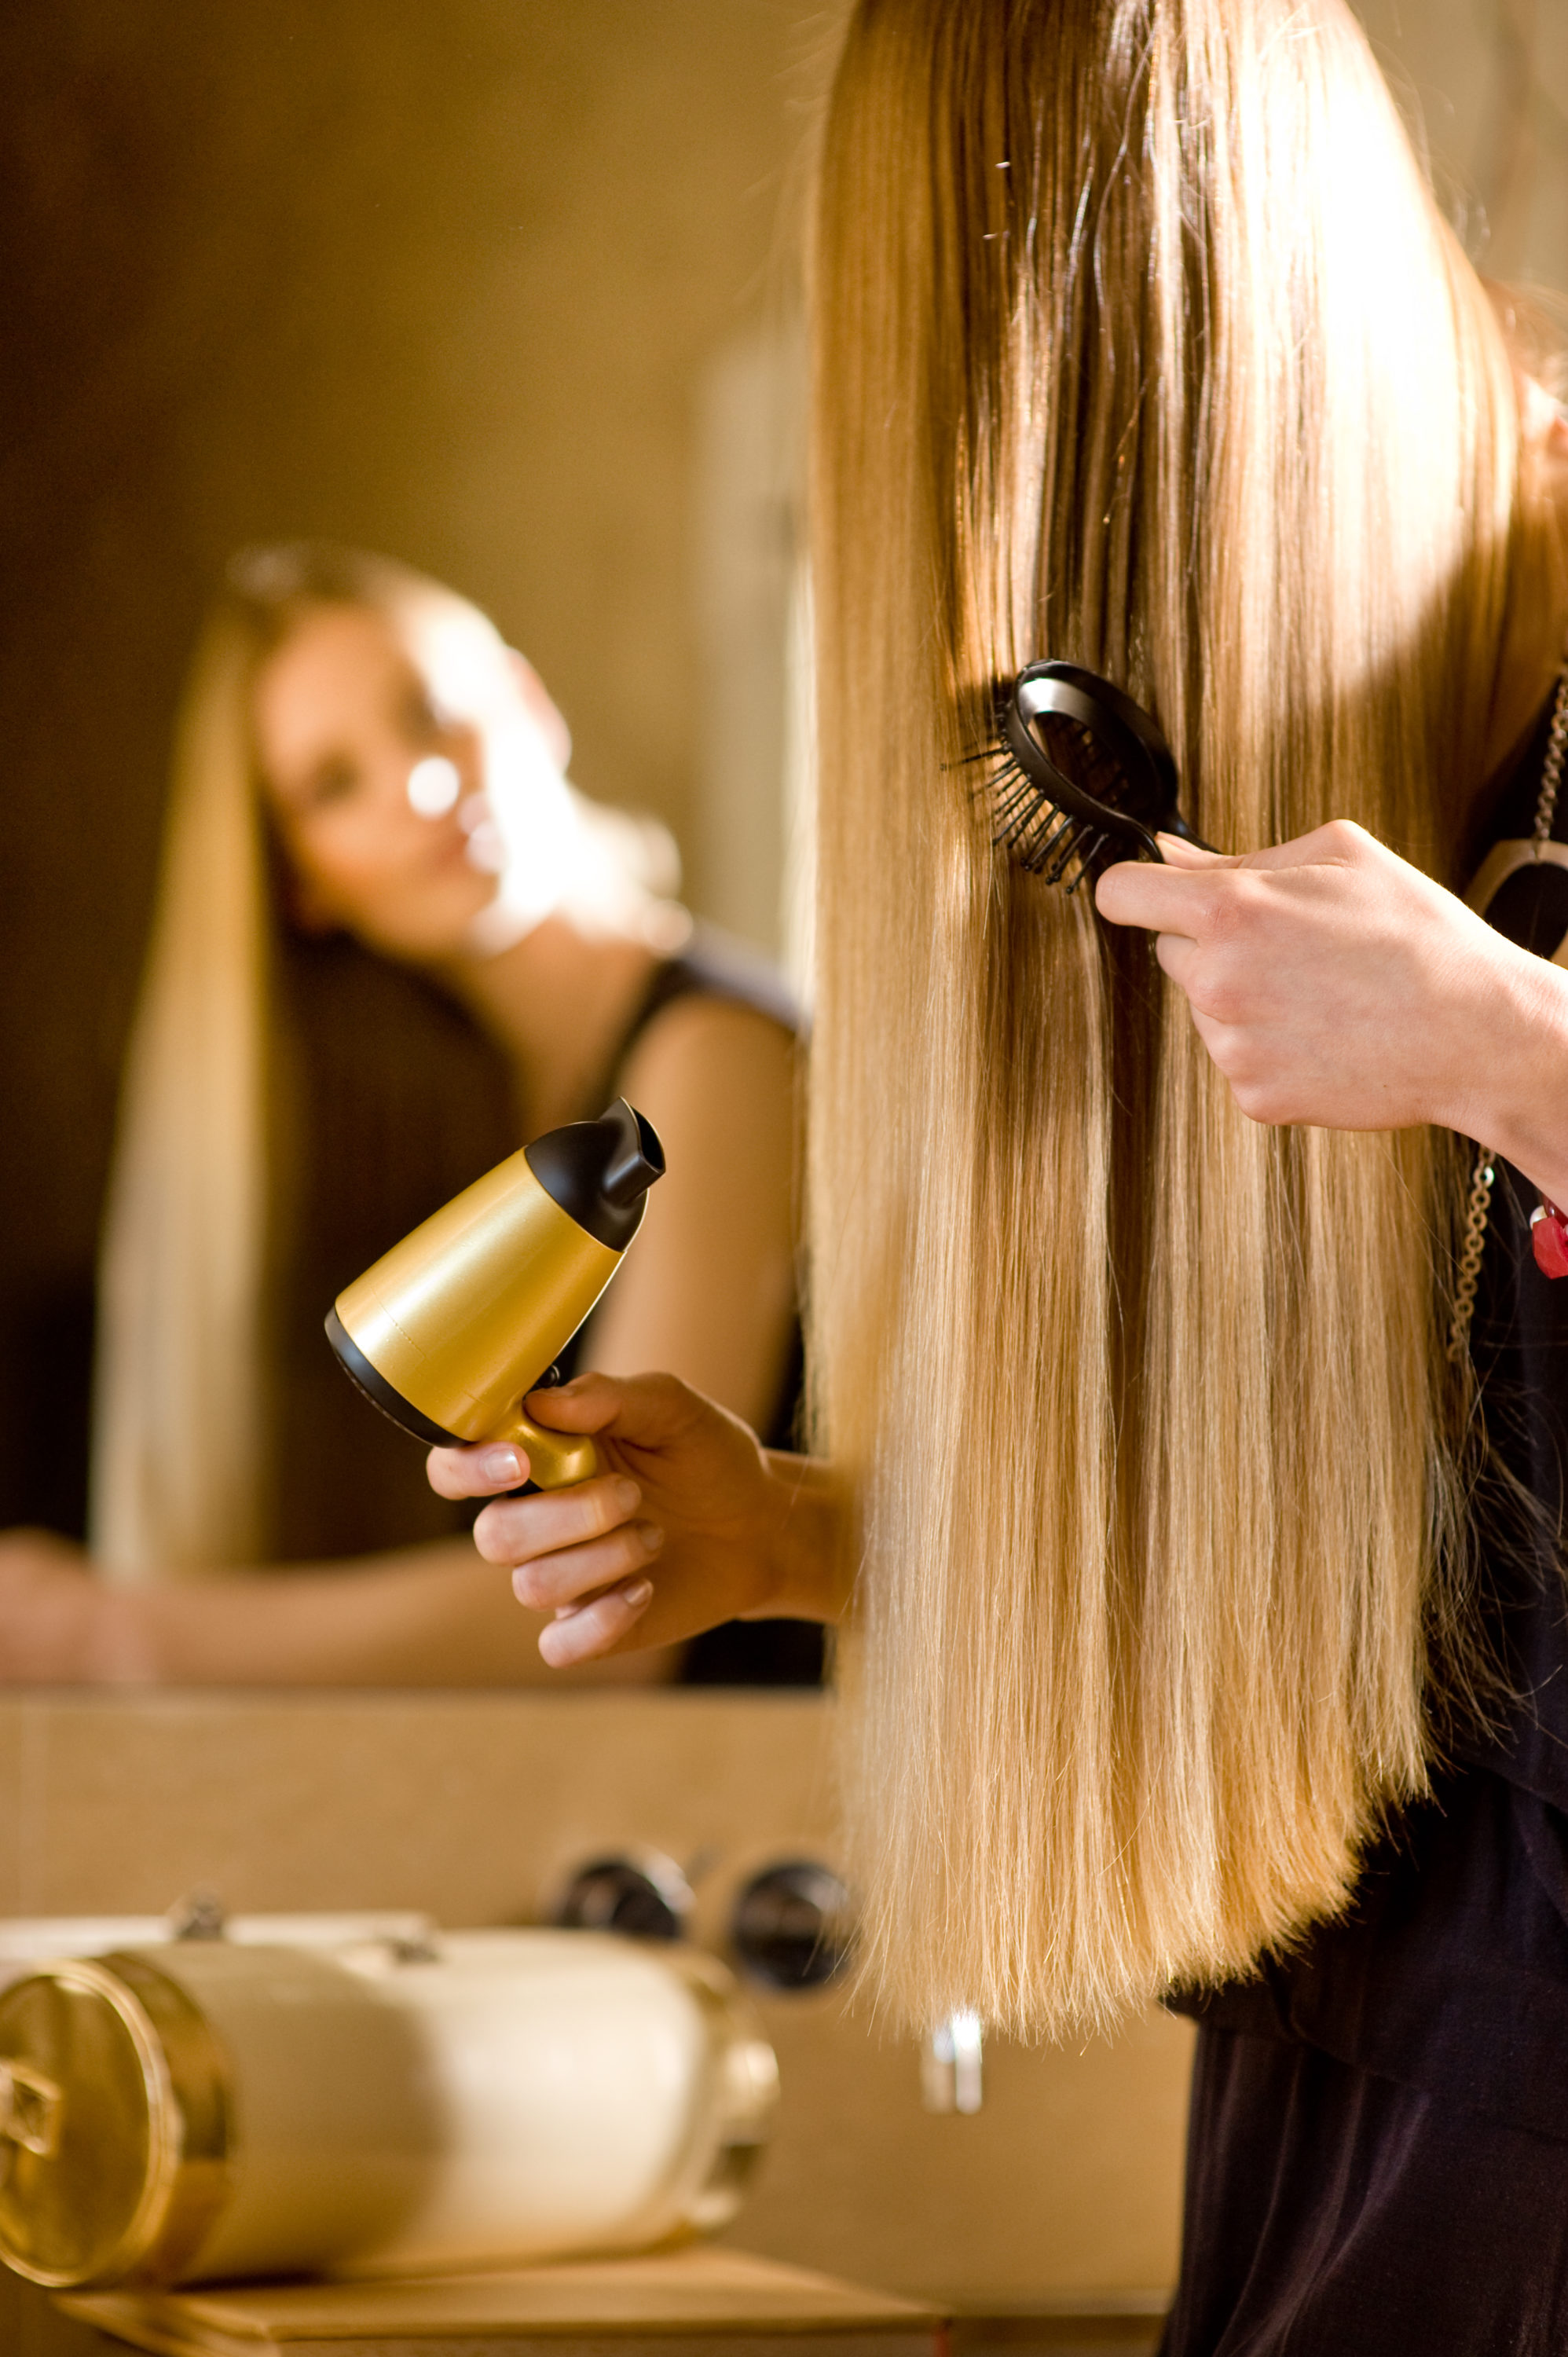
[{"left": 982, "top": 659, "right": 1211, "bottom": 889}]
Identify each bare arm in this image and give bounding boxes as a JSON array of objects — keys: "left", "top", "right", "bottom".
[
  {"left": 586, "top": 995, "right": 799, "bottom": 1428},
  {"left": 0, "top": 1529, "right": 673, "bottom": 1686}
]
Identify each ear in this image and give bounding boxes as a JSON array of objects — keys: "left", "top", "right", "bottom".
[{"left": 505, "top": 648, "right": 573, "bottom": 772}]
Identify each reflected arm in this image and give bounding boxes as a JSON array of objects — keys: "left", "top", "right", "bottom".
[
  {"left": 584, "top": 994, "right": 800, "bottom": 1429},
  {"left": 0, "top": 1530, "right": 676, "bottom": 1688}
]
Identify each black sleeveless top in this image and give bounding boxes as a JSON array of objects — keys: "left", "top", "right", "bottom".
[{"left": 1170, "top": 690, "right": 1568, "bottom": 2131}]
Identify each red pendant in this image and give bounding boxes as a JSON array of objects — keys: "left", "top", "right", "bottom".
[{"left": 1531, "top": 1200, "right": 1568, "bottom": 1279}]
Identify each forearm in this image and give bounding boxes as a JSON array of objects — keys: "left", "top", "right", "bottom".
[
  {"left": 1458, "top": 953, "right": 1568, "bottom": 1204},
  {"left": 753, "top": 1453, "right": 854, "bottom": 1623},
  {"left": 104, "top": 1540, "right": 676, "bottom": 1688}
]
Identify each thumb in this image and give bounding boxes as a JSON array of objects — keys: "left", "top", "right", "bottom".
[
  {"left": 526, "top": 1370, "right": 702, "bottom": 1453},
  {"left": 522, "top": 1372, "right": 629, "bottom": 1432},
  {"left": 425, "top": 1373, "right": 637, "bottom": 1501},
  {"left": 1155, "top": 832, "right": 1234, "bottom": 870}
]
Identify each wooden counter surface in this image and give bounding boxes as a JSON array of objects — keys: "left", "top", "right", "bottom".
[{"left": 57, "top": 2248, "right": 940, "bottom": 2357}]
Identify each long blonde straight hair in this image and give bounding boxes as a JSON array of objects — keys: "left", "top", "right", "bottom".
[{"left": 809, "top": 0, "right": 1526, "bottom": 2036}]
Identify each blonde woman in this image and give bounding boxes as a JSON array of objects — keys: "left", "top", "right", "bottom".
[
  {"left": 437, "top": 0, "right": 1568, "bottom": 2341},
  {"left": 0, "top": 542, "right": 811, "bottom": 1686}
]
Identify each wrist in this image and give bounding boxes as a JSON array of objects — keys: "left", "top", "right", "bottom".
[
  {"left": 88, "top": 1584, "right": 163, "bottom": 1684},
  {"left": 1455, "top": 946, "right": 1568, "bottom": 1200}
]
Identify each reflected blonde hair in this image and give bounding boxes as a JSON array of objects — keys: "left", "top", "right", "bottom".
[
  {"left": 91, "top": 548, "right": 485, "bottom": 1576},
  {"left": 809, "top": 0, "right": 1526, "bottom": 2035},
  {"left": 92, "top": 546, "right": 675, "bottom": 1579}
]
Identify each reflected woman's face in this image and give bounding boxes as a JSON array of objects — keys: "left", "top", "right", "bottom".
[{"left": 254, "top": 602, "right": 498, "bottom": 962}]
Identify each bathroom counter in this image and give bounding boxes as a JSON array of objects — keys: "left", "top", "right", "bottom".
[
  {"left": 57, "top": 2247, "right": 940, "bottom": 2357},
  {"left": 0, "top": 1689, "right": 1191, "bottom": 2327}
]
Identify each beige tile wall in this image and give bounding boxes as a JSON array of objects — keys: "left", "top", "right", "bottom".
[
  {"left": 0, "top": 1691, "right": 1191, "bottom": 2322},
  {"left": 1351, "top": 0, "right": 1568, "bottom": 290}
]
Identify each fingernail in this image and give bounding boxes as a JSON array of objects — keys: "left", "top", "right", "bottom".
[
  {"left": 634, "top": 1522, "right": 665, "bottom": 1555},
  {"left": 621, "top": 1577, "right": 654, "bottom": 1610},
  {"left": 482, "top": 1446, "right": 524, "bottom": 1483},
  {"left": 610, "top": 1478, "right": 641, "bottom": 1515}
]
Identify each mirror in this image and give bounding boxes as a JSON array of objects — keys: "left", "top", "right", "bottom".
[{"left": 0, "top": 0, "right": 1560, "bottom": 1684}]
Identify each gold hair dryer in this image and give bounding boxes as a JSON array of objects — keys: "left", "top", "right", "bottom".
[{"left": 325, "top": 1098, "right": 664, "bottom": 1490}]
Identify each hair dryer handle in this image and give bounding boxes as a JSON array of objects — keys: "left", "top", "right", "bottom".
[{"left": 489, "top": 1409, "right": 601, "bottom": 1492}]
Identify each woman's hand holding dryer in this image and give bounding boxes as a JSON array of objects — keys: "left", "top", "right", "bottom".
[{"left": 427, "top": 1373, "right": 848, "bottom": 1668}]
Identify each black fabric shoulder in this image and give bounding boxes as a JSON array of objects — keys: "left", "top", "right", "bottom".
[{"left": 592, "top": 923, "right": 803, "bottom": 1111}]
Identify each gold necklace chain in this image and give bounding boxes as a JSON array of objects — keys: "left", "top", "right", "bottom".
[
  {"left": 1533, "top": 669, "right": 1568, "bottom": 848},
  {"left": 1448, "top": 659, "right": 1568, "bottom": 1362}
]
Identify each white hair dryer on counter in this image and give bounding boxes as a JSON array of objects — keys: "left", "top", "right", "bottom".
[{"left": 0, "top": 1928, "right": 777, "bottom": 2289}]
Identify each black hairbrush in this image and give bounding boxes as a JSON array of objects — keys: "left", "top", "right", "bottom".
[{"left": 983, "top": 660, "right": 1211, "bottom": 889}]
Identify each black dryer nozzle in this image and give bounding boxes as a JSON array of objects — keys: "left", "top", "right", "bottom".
[{"left": 524, "top": 1098, "right": 665, "bottom": 1252}]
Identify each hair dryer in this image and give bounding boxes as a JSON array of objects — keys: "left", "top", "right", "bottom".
[{"left": 325, "top": 1098, "right": 664, "bottom": 1490}]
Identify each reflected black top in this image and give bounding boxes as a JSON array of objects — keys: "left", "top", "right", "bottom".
[
  {"left": 1171, "top": 691, "right": 1568, "bottom": 2140},
  {"left": 553, "top": 929, "right": 823, "bottom": 1691}
]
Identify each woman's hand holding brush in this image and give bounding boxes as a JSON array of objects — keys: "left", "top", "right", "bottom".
[{"left": 1096, "top": 821, "right": 1568, "bottom": 1206}]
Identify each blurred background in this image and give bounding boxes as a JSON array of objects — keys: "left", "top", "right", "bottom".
[{"left": 0, "top": 0, "right": 1564, "bottom": 1543}]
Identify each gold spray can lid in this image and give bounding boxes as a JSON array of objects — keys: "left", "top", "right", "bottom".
[{"left": 0, "top": 1952, "right": 229, "bottom": 2287}]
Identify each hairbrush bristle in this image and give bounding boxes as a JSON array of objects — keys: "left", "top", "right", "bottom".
[{"left": 976, "top": 743, "right": 1100, "bottom": 886}]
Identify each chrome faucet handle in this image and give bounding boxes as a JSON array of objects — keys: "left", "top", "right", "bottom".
[{"left": 921, "top": 2009, "right": 984, "bottom": 2114}]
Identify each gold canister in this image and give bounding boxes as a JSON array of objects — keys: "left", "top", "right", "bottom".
[
  {"left": 0, "top": 1952, "right": 228, "bottom": 2288},
  {"left": 0, "top": 1932, "right": 776, "bottom": 2290}
]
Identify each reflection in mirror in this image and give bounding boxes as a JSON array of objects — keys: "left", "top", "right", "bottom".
[
  {"left": 33, "top": 542, "right": 818, "bottom": 1688},
  {"left": 0, "top": 2, "right": 839, "bottom": 1687}
]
